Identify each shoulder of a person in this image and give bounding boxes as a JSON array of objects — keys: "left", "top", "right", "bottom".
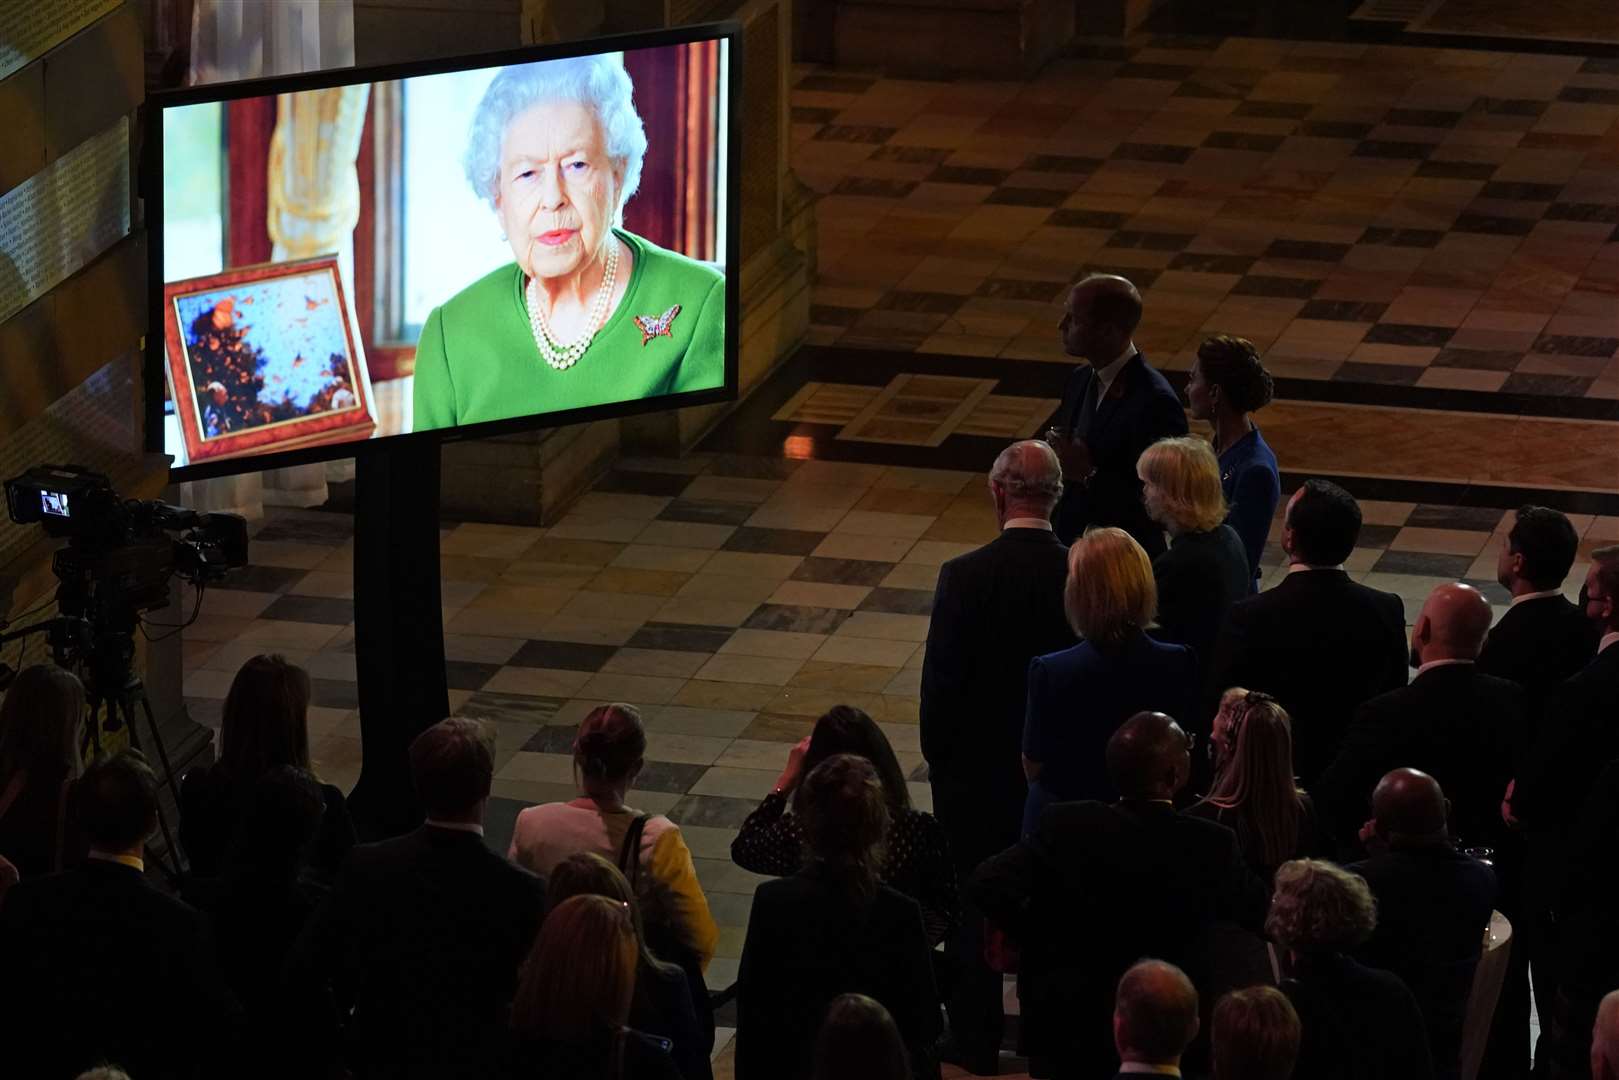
[
  {"left": 623, "top": 230, "right": 724, "bottom": 292},
  {"left": 642, "top": 813, "right": 683, "bottom": 844}
]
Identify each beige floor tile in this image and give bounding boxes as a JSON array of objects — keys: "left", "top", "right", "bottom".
[
  {"left": 560, "top": 591, "right": 668, "bottom": 623},
  {"left": 441, "top": 524, "right": 546, "bottom": 560},
  {"left": 654, "top": 596, "right": 763, "bottom": 627},
  {"left": 468, "top": 584, "right": 575, "bottom": 615},
  {"left": 767, "top": 685, "right": 884, "bottom": 718},
  {"left": 885, "top": 667, "right": 923, "bottom": 696},
  {"left": 701, "top": 551, "right": 805, "bottom": 579},
  {"left": 601, "top": 648, "right": 711, "bottom": 679},
  {"left": 901, "top": 540, "right": 978, "bottom": 566},
  {"left": 881, "top": 563, "right": 945, "bottom": 590},
  {"left": 250, "top": 540, "right": 341, "bottom": 570},
  {"left": 197, "top": 588, "right": 281, "bottom": 619},
  {"left": 644, "top": 731, "right": 734, "bottom": 765},
  {"left": 484, "top": 667, "right": 594, "bottom": 698},
  {"left": 671, "top": 680, "right": 782, "bottom": 711},
  {"left": 767, "top": 580, "right": 873, "bottom": 609},
  {"left": 633, "top": 521, "right": 738, "bottom": 550},
  {"left": 691, "top": 766, "right": 780, "bottom": 800},
  {"left": 812, "top": 634, "right": 921, "bottom": 666},
  {"left": 526, "top": 539, "right": 627, "bottom": 567},
  {"left": 580, "top": 672, "right": 689, "bottom": 704},
  {"left": 719, "top": 628, "right": 829, "bottom": 660},
  {"left": 497, "top": 752, "right": 577, "bottom": 784},
  {"left": 743, "top": 504, "right": 851, "bottom": 532},
  {"left": 532, "top": 614, "right": 646, "bottom": 646},
  {"left": 236, "top": 619, "right": 347, "bottom": 651},
  {"left": 497, "top": 561, "right": 599, "bottom": 590},
  {"left": 545, "top": 515, "right": 649, "bottom": 543},
  {"left": 677, "top": 573, "right": 783, "bottom": 604},
  {"left": 713, "top": 738, "right": 798, "bottom": 771},
  {"left": 651, "top": 707, "right": 757, "bottom": 738},
  {"left": 491, "top": 779, "right": 579, "bottom": 806},
  {"left": 585, "top": 567, "right": 693, "bottom": 597},
  {"left": 570, "top": 492, "right": 673, "bottom": 520},
  {"left": 832, "top": 510, "right": 938, "bottom": 539},
  {"left": 1357, "top": 501, "right": 1417, "bottom": 527},
  {"left": 611, "top": 544, "right": 717, "bottom": 573},
  {"left": 812, "top": 533, "right": 917, "bottom": 562},
  {"left": 694, "top": 654, "right": 806, "bottom": 686},
  {"left": 1390, "top": 526, "right": 1492, "bottom": 556},
  {"left": 444, "top": 606, "right": 559, "bottom": 640},
  {"left": 679, "top": 824, "right": 742, "bottom": 860},
  {"left": 789, "top": 660, "right": 903, "bottom": 692}
]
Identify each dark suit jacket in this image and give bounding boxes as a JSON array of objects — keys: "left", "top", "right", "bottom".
[
  {"left": 0, "top": 859, "right": 241, "bottom": 1079},
  {"left": 1476, "top": 595, "right": 1598, "bottom": 739},
  {"left": 1283, "top": 953, "right": 1434, "bottom": 1080},
  {"left": 971, "top": 800, "right": 1266, "bottom": 1074},
  {"left": 293, "top": 824, "right": 547, "bottom": 1076},
  {"left": 920, "top": 526, "right": 1074, "bottom": 867},
  {"left": 735, "top": 871, "right": 940, "bottom": 1080},
  {"left": 1512, "top": 645, "right": 1619, "bottom": 838},
  {"left": 1150, "top": 524, "right": 1251, "bottom": 677},
  {"left": 501, "top": 1029, "right": 683, "bottom": 1080},
  {"left": 181, "top": 764, "right": 356, "bottom": 881},
  {"left": 1317, "top": 664, "right": 1523, "bottom": 847},
  {"left": 1556, "top": 758, "right": 1619, "bottom": 1001},
  {"left": 1049, "top": 352, "right": 1188, "bottom": 557},
  {"left": 1207, "top": 569, "right": 1407, "bottom": 785},
  {"left": 1351, "top": 846, "right": 1497, "bottom": 1080}
]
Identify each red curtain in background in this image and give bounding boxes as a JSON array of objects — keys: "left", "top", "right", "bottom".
[
  {"left": 224, "top": 97, "right": 275, "bottom": 267},
  {"left": 622, "top": 41, "right": 719, "bottom": 263}
]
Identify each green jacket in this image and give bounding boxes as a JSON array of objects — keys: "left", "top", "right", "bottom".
[{"left": 412, "top": 228, "right": 724, "bottom": 431}]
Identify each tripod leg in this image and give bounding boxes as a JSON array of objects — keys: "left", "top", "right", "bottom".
[{"left": 128, "top": 692, "right": 186, "bottom": 886}]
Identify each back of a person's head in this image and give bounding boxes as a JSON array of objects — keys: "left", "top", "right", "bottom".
[
  {"left": 409, "top": 717, "right": 495, "bottom": 820},
  {"left": 1202, "top": 694, "right": 1301, "bottom": 867},
  {"left": 1286, "top": 480, "right": 1361, "bottom": 567},
  {"left": 1065, "top": 526, "right": 1156, "bottom": 646},
  {"left": 0, "top": 663, "right": 86, "bottom": 778},
  {"left": 545, "top": 851, "right": 677, "bottom": 979},
  {"left": 512, "top": 893, "right": 637, "bottom": 1041},
  {"left": 1590, "top": 545, "right": 1619, "bottom": 632},
  {"left": 797, "top": 753, "right": 890, "bottom": 902},
  {"left": 799, "top": 705, "right": 910, "bottom": 812},
  {"left": 1594, "top": 989, "right": 1619, "bottom": 1080},
  {"left": 989, "top": 439, "right": 1064, "bottom": 515},
  {"left": 1106, "top": 711, "right": 1187, "bottom": 801},
  {"left": 1137, "top": 435, "right": 1228, "bottom": 534},
  {"left": 1508, "top": 505, "right": 1579, "bottom": 590},
  {"left": 219, "top": 654, "right": 312, "bottom": 782},
  {"left": 573, "top": 703, "right": 646, "bottom": 788},
  {"left": 1197, "top": 334, "right": 1274, "bottom": 415},
  {"left": 1266, "top": 858, "right": 1377, "bottom": 955},
  {"left": 812, "top": 993, "right": 912, "bottom": 1080},
  {"left": 74, "top": 1068, "right": 133, "bottom": 1080},
  {"left": 1212, "top": 986, "right": 1300, "bottom": 1080},
  {"left": 78, "top": 751, "right": 160, "bottom": 853},
  {"left": 232, "top": 765, "right": 325, "bottom": 872},
  {"left": 1114, "top": 959, "right": 1199, "bottom": 1065}
]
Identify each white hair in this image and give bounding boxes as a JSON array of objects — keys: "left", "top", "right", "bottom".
[
  {"left": 463, "top": 55, "right": 648, "bottom": 225},
  {"left": 990, "top": 440, "right": 1063, "bottom": 507}
]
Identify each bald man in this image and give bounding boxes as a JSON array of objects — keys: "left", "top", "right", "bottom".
[
  {"left": 1350, "top": 770, "right": 1496, "bottom": 1080},
  {"left": 1594, "top": 992, "right": 1619, "bottom": 1080},
  {"left": 1112, "top": 960, "right": 1200, "bottom": 1078},
  {"left": 921, "top": 439, "right": 1076, "bottom": 1073},
  {"left": 1045, "top": 274, "right": 1187, "bottom": 555},
  {"left": 1318, "top": 582, "right": 1524, "bottom": 848}
]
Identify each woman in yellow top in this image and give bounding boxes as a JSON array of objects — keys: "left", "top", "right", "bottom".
[{"left": 412, "top": 54, "right": 724, "bottom": 432}]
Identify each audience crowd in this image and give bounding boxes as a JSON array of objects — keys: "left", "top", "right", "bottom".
[{"left": 2, "top": 277, "right": 1618, "bottom": 1080}]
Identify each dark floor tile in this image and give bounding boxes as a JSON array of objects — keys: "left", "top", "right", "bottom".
[
  {"left": 791, "top": 106, "right": 840, "bottom": 124},
  {"left": 461, "top": 692, "right": 568, "bottom": 725},
  {"left": 1546, "top": 203, "right": 1619, "bottom": 224},
  {"left": 311, "top": 678, "right": 360, "bottom": 709},
  {"left": 809, "top": 305, "right": 864, "bottom": 328},
  {"left": 1453, "top": 214, "right": 1536, "bottom": 236},
  {"left": 1363, "top": 324, "right": 1454, "bottom": 347},
  {"left": 1474, "top": 97, "right": 1547, "bottom": 117},
  {"left": 832, "top": 175, "right": 917, "bottom": 199},
  {"left": 1116, "top": 62, "right": 1196, "bottom": 80},
  {"left": 707, "top": 891, "right": 755, "bottom": 926},
  {"left": 928, "top": 164, "right": 1011, "bottom": 186},
  {"left": 878, "top": 291, "right": 966, "bottom": 316},
  {"left": 1415, "top": 161, "right": 1496, "bottom": 180},
  {"left": 1558, "top": 86, "right": 1619, "bottom": 105},
  {"left": 1047, "top": 208, "right": 1131, "bottom": 230},
  {"left": 657, "top": 499, "right": 756, "bottom": 526},
  {"left": 1168, "top": 252, "right": 1256, "bottom": 275},
  {"left": 976, "top": 278, "right": 1066, "bottom": 302},
  {"left": 1408, "top": 504, "right": 1508, "bottom": 531},
  {"left": 445, "top": 660, "right": 502, "bottom": 692},
  {"left": 1300, "top": 121, "right": 1373, "bottom": 139},
  {"left": 1386, "top": 108, "right": 1462, "bottom": 128},
  {"left": 667, "top": 794, "right": 760, "bottom": 829},
  {"left": 1500, "top": 373, "right": 1596, "bottom": 396},
  {"left": 1462, "top": 579, "right": 1513, "bottom": 605},
  {"left": 633, "top": 761, "right": 712, "bottom": 794},
  {"left": 626, "top": 623, "right": 736, "bottom": 653},
  {"left": 1356, "top": 523, "right": 1403, "bottom": 548},
  {"left": 1106, "top": 230, "right": 1197, "bottom": 252},
  {"left": 791, "top": 557, "right": 897, "bottom": 587},
  {"left": 813, "top": 124, "right": 896, "bottom": 145},
  {"left": 593, "top": 470, "right": 694, "bottom": 497},
  {"left": 1432, "top": 348, "right": 1523, "bottom": 371},
  {"left": 1333, "top": 362, "right": 1424, "bottom": 386},
  {"left": 1203, "top": 131, "right": 1286, "bottom": 152},
  {"left": 253, "top": 518, "right": 353, "bottom": 544},
  {"left": 508, "top": 639, "right": 619, "bottom": 672},
  {"left": 743, "top": 604, "right": 850, "bottom": 635},
  {"left": 1531, "top": 335, "right": 1619, "bottom": 357},
  {"left": 858, "top": 587, "right": 935, "bottom": 615},
  {"left": 1066, "top": 42, "right": 1134, "bottom": 60},
  {"left": 1481, "top": 181, "right": 1564, "bottom": 201},
  {"left": 1231, "top": 275, "right": 1321, "bottom": 299},
  {"left": 869, "top": 144, "right": 953, "bottom": 165},
  {"left": 520, "top": 724, "right": 579, "bottom": 753},
  {"left": 1023, "top": 153, "right": 1103, "bottom": 173},
  {"left": 224, "top": 564, "right": 309, "bottom": 593},
  {"left": 1581, "top": 58, "right": 1619, "bottom": 74},
  {"left": 703, "top": 455, "right": 803, "bottom": 480},
  {"left": 796, "top": 73, "right": 877, "bottom": 93},
  {"left": 1300, "top": 299, "right": 1387, "bottom": 322},
  {"left": 483, "top": 797, "right": 525, "bottom": 855},
  {"left": 261, "top": 594, "right": 355, "bottom": 625},
  {"left": 1111, "top": 142, "right": 1194, "bottom": 164},
  {"left": 1234, "top": 100, "right": 1312, "bottom": 119},
  {"left": 1265, "top": 239, "right": 1352, "bottom": 262},
  {"left": 1371, "top": 550, "right": 1477, "bottom": 577},
  {"left": 1354, "top": 140, "right": 1435, "bottom": 160},
  {"left": 1173, "top": 80, "right": 1246, "bottom": 100},
  {"left": 1358, "top": 227, "right": 1443, "bottom": 248},
  {"left": 722, "top": 527, "right": 826, "bottom": 557},
  {"left": 986, "top": 186, "right": 1068, "bottom": 208}
]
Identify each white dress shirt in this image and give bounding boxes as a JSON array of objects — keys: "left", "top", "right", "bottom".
[
  {"left": 1510, "top": 588, "right": 1565, "bottom": 607},
  {"left": 425, "top": 819, "right": 485, "bottom": 836},
  {"left": 1092, "top": 341, "right": 1138, "bottom": 399},
  {"left": 1601, "top": 631, "right": 1619, "bottom": 655},
  {"left": 1415, "top": 657, "right": 1474, "bottom": 677},
  {"left": 1003, "top": 517, "right": 1054, "bottom": 532}
]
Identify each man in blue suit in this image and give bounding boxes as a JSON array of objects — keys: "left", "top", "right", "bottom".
[{"left": 1045, "top": 274, "right": 1188, "bottom": 557}]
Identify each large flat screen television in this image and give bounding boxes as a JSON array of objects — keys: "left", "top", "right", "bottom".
[{"left": 146, "top": 23, "right": 740, "bottom": 482}]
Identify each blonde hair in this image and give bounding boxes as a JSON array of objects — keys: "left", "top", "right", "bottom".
[
  {"left": 513, "top": 894, "right": 638, "bottom": 1040},
  {"left": 1197, "top": 694, "right": 1304, "bottom": 868},
  {"left": 1065, "top": 527, "right": 1156, "bottom": 646},
  {"left": 0, "top": 664, "right": 86, "bottom": 779},
  {"left": 1137, "top": 436, "right": 1228, "bottom": 534},
  {"left": 1266, "top": 859, "right": 1377, "bottom": 953}
]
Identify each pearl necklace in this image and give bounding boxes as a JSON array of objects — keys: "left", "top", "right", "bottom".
[{"left": 525, "top": 239, "right": 619, "bottom": 371}]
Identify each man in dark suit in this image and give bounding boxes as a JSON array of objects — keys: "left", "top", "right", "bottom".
[
  {"left": 921, "top": 438, "right": 1076, "bottom": 1074},
  {"left": 1110, "top": 960, "right": 1201, "bottom": 1080},
  {"left": 1207, "top": 479, "right": 1407, "bottom": 786},
  {"left": 1550, "top": 753, "right": 1619, "bottom": 1079},
  {"left": 1045, "top": 273, "right": 1188, "bottom": 556},
  {"left": 1351, "top": 769, "right": 1497, "bottom": 1080},
  {"left": 0, "top": 751, "right": 240, "bottom": 1079},
  {"left": 294, "top": 718, "right": 547, "bottom": 1078},
  {"left": 1318, "top": 582, "right": 1522, "bottom": 848},
  {"left": 971, "top": 712, "right": 1266, "bottom": 1080}
]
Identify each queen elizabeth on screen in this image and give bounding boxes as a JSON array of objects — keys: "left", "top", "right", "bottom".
[{"left": 411, "top": 54, "right": 725, "bottom": 431}]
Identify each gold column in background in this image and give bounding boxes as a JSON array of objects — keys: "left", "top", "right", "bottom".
[{"left": 267, "top": 84, "right": 371, "bottom": 262}]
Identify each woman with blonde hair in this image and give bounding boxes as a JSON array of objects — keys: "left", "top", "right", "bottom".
[
  {"left": 508, "top": 893, "right": 682, "bottom": 1079},
  {"left": 1020, "top": 527, "right": 1198, "bottom": 834},
  {"left": 1138, "top": 435, "right": 1251, "bottom": 671},
  {"left": 0, "top": 663, "right": 86, "bottom": 878},
  {"left": 1189, "top": 691, "right": 1320, "bottom": 881}
]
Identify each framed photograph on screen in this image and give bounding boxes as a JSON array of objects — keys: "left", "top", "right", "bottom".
[{"left": 161, "top": 256, "right": 376, "bottom": 464}]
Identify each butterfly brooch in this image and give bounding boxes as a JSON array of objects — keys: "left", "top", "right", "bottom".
[{"left": 634, "top": 304, "right": 682, "bottom": 346}]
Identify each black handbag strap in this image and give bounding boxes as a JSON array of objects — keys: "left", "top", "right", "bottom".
[{"left": 617, "top": 812, "right": 651, "bottom": 892}]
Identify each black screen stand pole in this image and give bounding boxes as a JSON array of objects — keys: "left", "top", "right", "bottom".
[{"left": 344, "top": 438, "right": 450, "bottom": 840}]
